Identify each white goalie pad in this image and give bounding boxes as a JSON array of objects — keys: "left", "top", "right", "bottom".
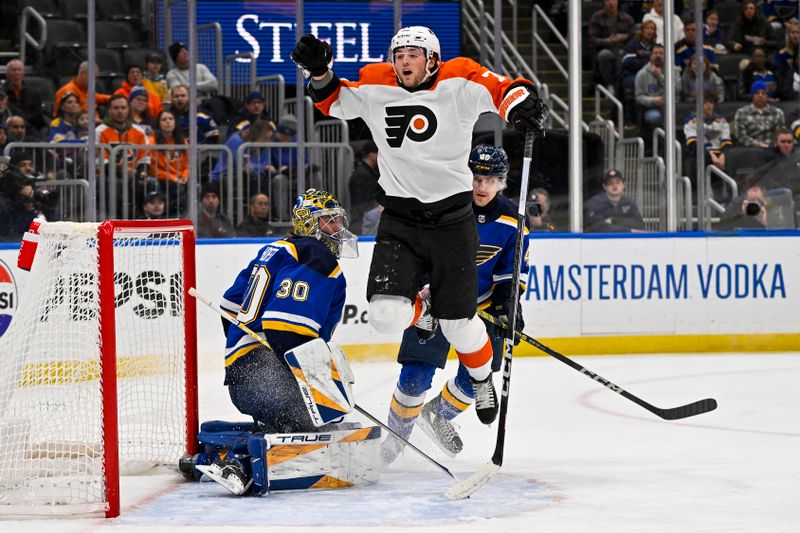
[
  {"left": 261, "top": 425, "right": 381, "bottom": 492},
  {"left": 283, "top": 339, "right": 355, "bottom": 426}
]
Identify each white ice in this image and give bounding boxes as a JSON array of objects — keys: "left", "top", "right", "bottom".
[{"left": 3, "top": 352, "right": 799, "bottom": 532}]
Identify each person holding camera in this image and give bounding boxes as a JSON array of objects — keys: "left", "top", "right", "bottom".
[
  {"left": 716, "top": 184, "right": 768, "bottom": 230},
  {"left": 527, "top": 187, "right": 558, "bottom": 232},
  {"left": 0, "top": 152, "right": 47, "bottom": 240}
]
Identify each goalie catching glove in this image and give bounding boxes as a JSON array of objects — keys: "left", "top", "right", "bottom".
[
  {"left": 499, "top": 83, "right": 549, "bottom": 137},
  {"left": 291, "top": 34, "right": 333, "bottom": 77}
]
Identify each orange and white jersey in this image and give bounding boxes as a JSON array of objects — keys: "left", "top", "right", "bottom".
[{"left": 314, "top": 58, "right": 533, "bottom": 206}]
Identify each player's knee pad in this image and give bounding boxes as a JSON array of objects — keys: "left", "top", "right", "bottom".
[
  {"left": 397, "top": 361, "right": 436, "bottom": 397},
  {"left": 368, "top": 295, "right": 413, "bottom": 334},
  {"left": 439, "top": 315, "right": 488, "bottom": 355}
]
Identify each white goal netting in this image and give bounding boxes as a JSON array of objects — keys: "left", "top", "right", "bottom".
[{"left": 0, "top": 221, "right": 195, "bottom": 516}]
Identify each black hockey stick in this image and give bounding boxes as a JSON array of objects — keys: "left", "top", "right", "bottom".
[
  {"left": 446, "top": 129, "right": 537, "bottom": 500},
  {"left": 188, "top": 288, "right": 458, "bottom": 482},
  {"left": 477, "top": 310, "right": 719, "bottom": 420}
]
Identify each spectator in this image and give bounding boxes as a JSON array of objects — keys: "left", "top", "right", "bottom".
[
  {"left": 96, "top": 94, "right": 151, "bottom": 201},
  {"left": 684, "top": 93, "right": 732, "bottom": 171},
  {"left": 716, "top": 184, "right": 768, "bottom": 230},
  {"left": 589, "top": 0, "right": 636, "bottom": 93},
  {"left": 5, "top": 115, "right": 39, "bottom": 144},
  {"left": 774, "top": 21, "right": 799, "bottom": 99},
  {"left": 675, "top": 21, "right": 718, "bottom": 73},
  {"left": 772, "top": 128, "right": 797, "bottom": 157},
  {"left": 149, "top": 109, "right": 189, "bottom": 215},
  {"left": 228, "top": 91, "right": 272, "bottom": 139},
  {"left": 734, "top": 80, "right": 786, "bottom": 147},
  {"left": 584, "top": 169, "right": 645, "bottom": 232},
  {"left": 348, "top": 140, "right": 380, "bottom": 234},
  {"left": 54, "top": 62, "right": 112, "bottom": 116},
  {"left": 168, "top": 85, "right": 219, "bottom": 144},
  {"left": 762, "top": 0, "right": 799, "bottom": 30},
  {"left": 642, "top": 0, "right": 684, "bottom": 45},
  {"left": 128, "top": 86, "right": 155, "bottom": 136},
  {"left": 680, "top": 57, "right": 725, "bottom": 103},
  {"left": 48, "top": 92, "right": 84, "bottom": 142},
  {"left": 703, "top": 10, "right": 727, "bottom": 53},
  {"left": 360, "top": 204, "right": 384, "bottom": 236},
  {"left": 0, "top": 87, "right": 14, "bottom": 125},
  {"left": 209, "top": 118, "right": 275, "bottom": 183},
  {"left": 526, "top": 188, "right": 557, "bottom": 232},
  {"left": 728, "top": 1, "right": 776, "bottom": 55},
  {"left": 740, "top": 48, "right": 780, "bottom": 101},
  {"left": 635, "top": 44, "right": 666, "bottom": 130},
  {"left": 115, "top": 66, "right": 163, "bottom": 120},
  {"left": 622, "top": 19, "right": 658, "bottom": 125},
  {"left": 166, "top": 42, "right": 219, "bottom": 97},
  {"left": 237, "top": 192, "right": 276, "bottom": 237},
  {"left": 1, "top": 59, "right": 46, "bottom": 132},
  {"left": 0, "top": 123, "right": 6, "bottom": 152},
  {"left": 197, "top": 182, "right": 235, "bottom": 238},
  {"left": 0, "top": 169, "right": 40, "bottom": 241},
  {"left": 142, "top": 51, "right": 169, "bottom": 105},
  {"left": 141, "top": 190, "right": 166, "bottom": 220}
]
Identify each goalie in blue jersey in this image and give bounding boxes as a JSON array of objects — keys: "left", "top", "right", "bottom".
[
  {"left": 219, "top": 188, "right": 358, "bottom": 434},
  {"left": 382, "top": 144, "right": 530, "bottom": 464}
]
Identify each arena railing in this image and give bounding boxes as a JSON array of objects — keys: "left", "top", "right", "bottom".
[
  {"left": 223, "top": 52, "right": 257, "bottom": 105},
  {"left": 594, "top": 85, "right": 624, "bottom": 140},
  {"left": 588, "top": 118, "right": 617, "bottom": 172},
  {"left": 641, "top": 156, "right": 666, "bottom": 231},
  {"left": 256, "top": 75, "right": 286, "bottom": 128},
  {"left": 17, "top": 6, "right": 47, "bottom": 67},
  {"left": 704, "top": 165, "right": 740, "bottom": 228},
  {"left": 107, "top": 144, "right": 234, "bottom": 221},
  {"left": 284, "top": 96, "right": 316, "bottom": 141},
  {"left": 234, "top": 141, "right": 354, "bottom": 226}
]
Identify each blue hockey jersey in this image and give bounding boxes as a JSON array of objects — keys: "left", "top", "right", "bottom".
[
  {"left": 474, "top": 194, "right": 530, "bottom": 308},
  {"left": 220, "top": 236, "right": 347, "bottom": 368}
]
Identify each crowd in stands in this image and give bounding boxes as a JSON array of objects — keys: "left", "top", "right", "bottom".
[{"left": 1, "top": 1, "right": 798, "bottom": 240}]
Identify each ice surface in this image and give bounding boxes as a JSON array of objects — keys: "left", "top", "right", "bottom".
[{"left": 2, "top": 352, "right": 799, "bottom": 532}]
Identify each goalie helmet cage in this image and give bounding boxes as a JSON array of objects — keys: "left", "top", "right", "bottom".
[{"left": 0, "top": 220, "right": 198, "bottom": 518}]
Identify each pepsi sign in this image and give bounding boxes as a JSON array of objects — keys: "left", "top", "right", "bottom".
[{"left": 0, "top": 260, "right": 17, "bottom": 337}]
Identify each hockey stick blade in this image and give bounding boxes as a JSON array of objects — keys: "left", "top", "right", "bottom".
[
  {"left": 478, "top": 310, "right": 719, "bottom": 421},
  {"left": 444, "top": 462, "right": 500, "bottom": 500}
]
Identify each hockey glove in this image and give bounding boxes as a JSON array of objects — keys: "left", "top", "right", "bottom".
[
  {"left": 291, "top": 34, "right": 333, "bottom": 77},
  {"left": 487, "top": 297, "right": 524, "bottom": 345},
  {"left": 504, "top": 86, "right": 549, "bottom": 137}
]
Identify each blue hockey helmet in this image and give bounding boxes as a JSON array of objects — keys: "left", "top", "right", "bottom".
[{"left": 468, "top": 144, "right": 509, "bottom": 177}]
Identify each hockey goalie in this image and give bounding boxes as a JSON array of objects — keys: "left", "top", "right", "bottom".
[{"left": 180, "top": 189, "right": 381, "bottom": 496}]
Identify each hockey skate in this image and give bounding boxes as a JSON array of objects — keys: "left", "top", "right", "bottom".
[
  {"left": 416, "top": 396, "right": 463, "bottom": 457},
  {"left": 380, "top": 434, "right": 406, "bottom": 466},
  {"left": 196, "top": 459, "right": 252, "bottom": 496},
  {"left": 471, "top": 375, "right": 499, "bottom": 424},
  {"left": 413, "top": 286, "right": 438, "bottom": 341}
]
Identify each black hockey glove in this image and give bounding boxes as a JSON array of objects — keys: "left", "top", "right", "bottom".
[
  {"left": 487, "top": 296, "right": 525, "bottom": 345},
  {"left": 291, "top": 34, "right": 333, "bottom": 77},
  {"left": 507, "top": 91, "right": 549, "bottom": 137}
]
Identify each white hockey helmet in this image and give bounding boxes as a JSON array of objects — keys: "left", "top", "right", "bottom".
[{"left": 389, "top": 26, "right": 441, "bottom": 62}]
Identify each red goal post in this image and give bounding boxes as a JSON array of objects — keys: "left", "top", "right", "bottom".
[{"left": 0, "top": 220, "right": 198, "bottom": 518}]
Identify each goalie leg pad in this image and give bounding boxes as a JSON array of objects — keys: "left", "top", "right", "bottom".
[{"left": 247, "top": 434, "right": 269, "bottom": 496}]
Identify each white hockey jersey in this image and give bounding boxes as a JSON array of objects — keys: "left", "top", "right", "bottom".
[{"left": 315, "top": 58, "right": 531, "bottom": 206}]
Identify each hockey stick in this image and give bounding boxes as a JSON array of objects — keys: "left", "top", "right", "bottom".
[
  {"left": 478, "top": 310, "right": 718, "bottom": 421},
  {"left": 188, "top": 288, "right": 459, "bottom": 482},
  {"left": 445, "top": 130, "right": 537, "bottom": 500}
]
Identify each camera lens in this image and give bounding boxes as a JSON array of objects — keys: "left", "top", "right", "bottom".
[
  {"left": 527, "top": 203, "right": 542, "bottom": 217},
  {"left": 745, "top": 202, "right": 762, "bottom": 216}
]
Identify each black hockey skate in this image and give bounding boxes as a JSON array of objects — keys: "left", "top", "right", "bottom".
[
  {"left": 413, "top": 287, "right": 438, "bottom": 341},
  {"left": 417, "top": 396, "right": 463, "bottom": 457},
  {"left": 471, "top": 375, "right": 499, "bottom": 424}
]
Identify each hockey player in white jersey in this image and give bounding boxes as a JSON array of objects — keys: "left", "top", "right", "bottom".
[
  {"left": 381, "top": 145, "right": 529, "bottom": 464},
  {"left": 292, "top": 26, "right": 548, "bottom": 425}
]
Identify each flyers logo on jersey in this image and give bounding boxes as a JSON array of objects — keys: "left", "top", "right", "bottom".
[
  {"left": 0, "top": 259, "right": 18, "bottom": 338},
  {"left": 384, "top": 105, "right": 437, "bottom": 148}
]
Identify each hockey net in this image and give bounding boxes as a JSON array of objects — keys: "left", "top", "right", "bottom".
[{"left": 0, "top": 220, "right": 197, "bottom": 517}]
